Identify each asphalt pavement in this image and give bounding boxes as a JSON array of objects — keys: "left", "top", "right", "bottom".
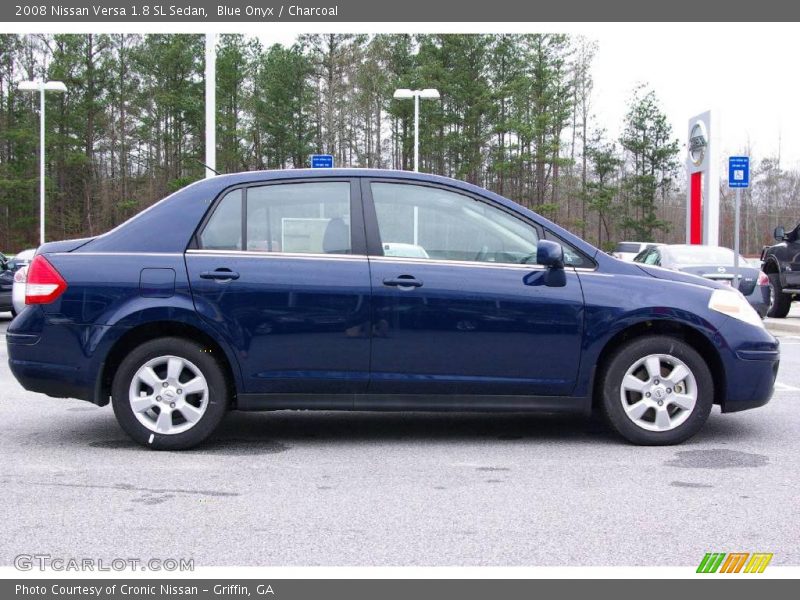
[{"left": 1, "top": 312, "right": 798, "bottom": 567}]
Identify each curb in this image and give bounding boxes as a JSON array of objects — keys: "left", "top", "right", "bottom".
[{"left": 764, "top": 319, "right": 800, "bottom": 336}]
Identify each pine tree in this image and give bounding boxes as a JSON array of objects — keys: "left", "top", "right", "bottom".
[{"left": 619, "top": 86, "right": 679, "bottom": 241}]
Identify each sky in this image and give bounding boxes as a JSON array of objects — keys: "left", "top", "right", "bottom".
[
  {"left": 590, "top": 26, "right": 799, "bottom": 170},
  {"left": 258, "top": 24, "right": 800, "bottom": 171}
]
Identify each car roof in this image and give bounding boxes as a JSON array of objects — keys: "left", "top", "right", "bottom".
[
  {"left": 13, "top": 248, "right": 36, "bottom": 259},
  {"left": 661, "top": 244, "right": 731, "bottom": 252}
]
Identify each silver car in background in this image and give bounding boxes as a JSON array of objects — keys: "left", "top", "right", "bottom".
[
  {"left": 612, "top": 241, "right": 662, "bottom": 262},
  {"left": 633, "top": 244, "right": 770, "bottom": 317},
  {"left": 10, "top": 248, "right": 36, "bottom": 316}
]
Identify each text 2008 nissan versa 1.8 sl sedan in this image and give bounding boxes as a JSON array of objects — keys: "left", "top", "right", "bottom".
[{"left": 7, "top": 170, "right": 779, "bottom": 449}]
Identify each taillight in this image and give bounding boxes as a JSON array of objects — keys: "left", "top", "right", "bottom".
[
  {"left": 25, "top": 255, "right": 67, "bottom": 305},
  {"left": 757, "top": 271, "right": 769, "bottom": 286},
  {"left": 13, "top": 265, "right": 28, "bottom": 284}
]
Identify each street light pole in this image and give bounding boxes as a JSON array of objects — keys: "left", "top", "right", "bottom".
[
  {"left": 734, "top": 187, "right": 741, "bottom": 290},
  {"left": 18, "top": 80, "right": 67, "bottom": 246},
  {"left": 38, "top": 85, "right": 45, "bottom": 246},
  {"left": 414, "top": 92, "right": 419, "bottom": 172},
  {"left": 393, "top": 88, "right": 440, "bottom": 172},
  {"left": 205, "top": 33, "right": 217, "bottom": 178}
]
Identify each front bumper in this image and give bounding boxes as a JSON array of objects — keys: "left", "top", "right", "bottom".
[
  {"left": 0, "top": 290, "right": 12, "bottom": 312},
  {"left": 719, "top": 322, "right": 779, "bottom": 413}
]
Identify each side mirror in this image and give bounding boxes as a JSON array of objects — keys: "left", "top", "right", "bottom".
[
  {"left": 774, "top": 226, "right": 785, "bottom": 241},
  {"left": 535, "top": 240, "right": 566, "bottom": 287},
  {"left": 536, "top": 240, "right": 564, "bottom": 269}
]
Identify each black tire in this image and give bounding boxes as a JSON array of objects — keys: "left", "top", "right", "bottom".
[
  {"left": 10, "top": 307, "right": 16, "bottom": 317},
  {"left": 600, "top": 336, "right": 714, "bottom": 445},
  {"left": 767, "top": 273, "right": 792, "bottom": 318},
  {"left": 111, "top": 337, "right": 229, "bottom": 450}
]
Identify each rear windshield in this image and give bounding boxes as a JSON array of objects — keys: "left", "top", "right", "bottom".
[{"left": 614, "top": 242, "right": 641, "bottom": 253}]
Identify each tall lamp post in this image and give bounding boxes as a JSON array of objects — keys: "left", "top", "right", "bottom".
[
  {"left": 205, "top": 33, "right": 217, "bottom": 178},
  {"left": 393, "top": 88, "right": 440, "bottom": 172},
  {"left": 18, "top": 80, "right": 67, "bottom": 246}
]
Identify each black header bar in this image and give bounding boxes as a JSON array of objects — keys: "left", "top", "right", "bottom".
[{"left": 3, "top": 0, "right": 800, "bottom": 23}]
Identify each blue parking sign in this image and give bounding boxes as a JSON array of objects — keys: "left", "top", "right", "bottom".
[
  {"left": 728, "top": 156, "right": 749, "bottom": 188},
  {"left": 311, "top": 154, "right": 334, "bottom": 168}
]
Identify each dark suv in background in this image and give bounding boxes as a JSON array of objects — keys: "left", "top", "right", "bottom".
[
  {"left": 761, "top": 223, "right": 800, "bottom": 317},
  {"left": 0, "top": 254, "right": 11, "bottom": 313}
]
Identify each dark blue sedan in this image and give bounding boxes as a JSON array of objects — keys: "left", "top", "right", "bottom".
[{"left": 6, "top": 170, "right": 779, "bottom": 449}]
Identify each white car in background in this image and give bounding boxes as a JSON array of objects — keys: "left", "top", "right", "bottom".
[
  {"left": 10, "top": 248, "right": 36, "bottom": 316},
  {"left": 612, "top": 241, "right": 662, "bottom": 262}
]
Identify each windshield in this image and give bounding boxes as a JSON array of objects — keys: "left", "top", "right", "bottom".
[{"left": 665, "top": 246, "right": 747, "bottom": 266}]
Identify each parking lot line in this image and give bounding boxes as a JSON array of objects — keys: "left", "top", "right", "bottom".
[{"left": 774, "top": 382, "right": 800, "bottom": 392}]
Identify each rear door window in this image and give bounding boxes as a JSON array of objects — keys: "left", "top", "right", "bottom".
[
  {"left": 246, "top": 182, "right": 351, "bottom": 254},
  {"left": 199, "top": 182, "right": 353, "bottom": 255}
]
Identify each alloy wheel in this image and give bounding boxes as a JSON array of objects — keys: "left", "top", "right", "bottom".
[
  {"left": 128, "top": 355, "right": 209, "bottom": 435},
  {"left": 619, "top": 353, "right": 698, "bottom": 432},
  {"left": 768, "top": 281, "right": 775, "bottom": 312}
]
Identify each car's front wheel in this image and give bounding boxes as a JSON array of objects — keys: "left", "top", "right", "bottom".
[
  {"left": 111, "top": 337, "right": 229, "bottom": 450},
  {"left": 767, "top": 273, "right": 792, "bottom": 318},
  {"left": 600, "top": 336, "right": 713, "bottom": 445}
]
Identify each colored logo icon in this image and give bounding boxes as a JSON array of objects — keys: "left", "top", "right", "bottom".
[{"left": 697, "top": 552, "right": 773, "bottom": 573}]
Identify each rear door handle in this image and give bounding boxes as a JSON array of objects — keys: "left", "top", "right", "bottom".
[
  {"left": 200, "top": 268, "right": 240, "bottom": 281},
  {"left": 383, "top": 275, "right": 423, "bottom": 288}
]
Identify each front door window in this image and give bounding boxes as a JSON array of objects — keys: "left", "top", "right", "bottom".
[{"left": 371, "top": 183, "right": 540, "bottom": 265}]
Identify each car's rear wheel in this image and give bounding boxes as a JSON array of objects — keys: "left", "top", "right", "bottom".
[
  {"left": 600, "top": 336, "right": 713, "bottom": 445},
  {"left": 767, "top": 273, "right": 792, "bottom": 318},
  {"left": 111, "top": 337, "right": 229, "bottom": 450}
]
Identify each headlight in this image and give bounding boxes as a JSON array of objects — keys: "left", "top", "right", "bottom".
[{"left": 708, "top": 288, "right": 764, "bottom": 328}]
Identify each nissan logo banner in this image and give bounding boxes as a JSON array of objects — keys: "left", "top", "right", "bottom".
[{"left": 689, "top": 122, "right": 708, "bottom": 167}]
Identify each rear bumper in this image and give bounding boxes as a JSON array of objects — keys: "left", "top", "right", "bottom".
[
  {"left": 744, "top": 284, "right": 770, "bottom": 318},
  {"left": 6, "top": 310, "right": 109, "bottom": 403},
  {"left": 8, "top": 356, "right": 91, "bottom": 401},
  {"left": 7, "top": 331, "right": 93, "bottom": 401}
]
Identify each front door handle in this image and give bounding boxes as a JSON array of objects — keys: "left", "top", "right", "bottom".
[
  {"left": 200, "top": 268, "right": 240, "bottom": 281},
  {"left": 383, "top": 275, "right": 423, "bottom": 289}
]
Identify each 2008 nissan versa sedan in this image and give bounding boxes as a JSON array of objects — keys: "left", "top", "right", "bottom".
[{"left": 6, "top": 170, "right": 779, "bottom": 449}]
